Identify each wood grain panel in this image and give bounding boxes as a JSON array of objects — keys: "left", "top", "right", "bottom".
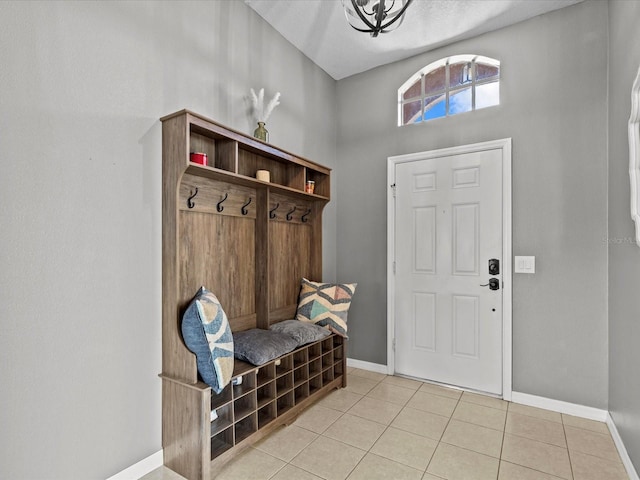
[
  {"left": 268, "top": 221, "right": 312, "bottom": 320},
  {"left": 162, "top": 378, "right": 209, "bottom": 480},
  {"left": 162, "top": 114, "right": 199, "bottom": 382},
  {"left": 179, "top": 212, "right": 256, "bottom": 328},
  {"left": 255, "top": 189, "right": 269, "bottom": 329},
  {"left": 215, "top": 139, "right": 238, "bottom": 173}
]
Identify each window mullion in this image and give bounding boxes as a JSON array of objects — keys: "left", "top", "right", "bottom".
[
  {"left": 421, "top": 73, "right": 425, "bottom": 123},
  {"left": 445, "top": 61, "right": 450, "bottom": 116},
  {"left": 471, "top": 60, "right": 476, "bottom": 111}
]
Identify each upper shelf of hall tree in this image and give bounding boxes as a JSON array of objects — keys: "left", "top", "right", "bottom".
[{"left": 161, "top": 109, "right": 331, "bottom": 201}]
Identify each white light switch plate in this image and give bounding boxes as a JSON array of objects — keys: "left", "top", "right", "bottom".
[{"left": 514, "top": 256, "right": 535, "bottom": 273}]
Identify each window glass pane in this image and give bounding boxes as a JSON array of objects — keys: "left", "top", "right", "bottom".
[
  {"left": 449, "top": 87, "right": 472, "bottom": 115},
  {"left": 424, "top": 95, "right": 446, "bottom": 121},
  {"left": 424, "top": 66, "right": 446, "bottom": 95},
  {"left": 450, "top": 62, "right": 472, "bottom": 89},
  {"left": 476, "top": 81, "right": 500, "bottom": 109},
  {"left": 476, "top": 63, "right": 499, "bottom": 81},
  {"left": 402, "top": 77, "right": 422, "bottom": 100},
  {"left": 402, "top": 100, "right": 422, "bottom": 124}
]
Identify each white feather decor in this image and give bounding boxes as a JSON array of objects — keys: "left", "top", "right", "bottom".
[{"left": 250, "top": 88, "right": 281, "bottom": 123}]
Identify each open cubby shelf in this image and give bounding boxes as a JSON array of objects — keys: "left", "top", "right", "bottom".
[
  {"left": 160, "top": 110, "right": 345, "bottom": 480},
  {"left": 180, "top": 110, "right": 330, "bottom": 199},
  {"left": 206, "top": 336, "right": 345, "bottom": 461}
]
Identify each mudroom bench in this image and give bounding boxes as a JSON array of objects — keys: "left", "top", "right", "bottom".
[{"left": 160, "top": 110, "right": 344, "bottom": 480}]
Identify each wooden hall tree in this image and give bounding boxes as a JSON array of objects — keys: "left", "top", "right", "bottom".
[{"left": 160, "top": 110, "right": 344, "bottom": 479}]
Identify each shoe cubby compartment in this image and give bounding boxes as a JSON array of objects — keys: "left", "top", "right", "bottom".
[
  {"left": 234, "top": 413, "right": 257, "bottom": 444},
  {"left": 233, "top": 391, "right": 256, "bottom": 422},
  {"left": 257, "top": 363, "right": 275, "bottom": 387},
  {"left": 276, "top": 372, "right": 293, "bottom": 395},
  {"left": 277, "top": 391, "right": 294, "bottom": 416},
  {"left": 210, "top": 403, "right": 233, "bottom": 437},
  {"left": 275, "top": 354, "right": 293, "bottom": 377},
  {"left": 210, "top": 426, "right": 234, "bottom": 459},
  {"left": 257, "top": 381, "right": 276, "bottom": 409},
  {"left": 257, "top": 401, "right": 277, "bottom": 429}
]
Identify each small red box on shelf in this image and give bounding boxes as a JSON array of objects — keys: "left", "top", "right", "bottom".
[{"left": 190, "top": 152, "right": 207, "bottom": 166}]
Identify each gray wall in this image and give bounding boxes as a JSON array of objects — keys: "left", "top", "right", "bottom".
[
  {"left": 336, "top": 0, "right": 609, "bottom": 408},
  {"left": 608, "top": 0, "right": 640, "bottom": 470},
  {"left": 0, "top": 1, "right": 336, "bottom": 478}
]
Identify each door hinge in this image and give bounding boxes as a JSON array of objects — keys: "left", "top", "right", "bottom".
[
  {"left": 393, "top": 261, "right": 396, "bottom": 274},
  {"left": 391, "top": 183, "right": 396, "bottom": 197},
  {"left": 392, "top": 338, "right": 396, "bottom": 351}
]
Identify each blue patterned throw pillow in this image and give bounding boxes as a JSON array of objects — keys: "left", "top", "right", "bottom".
[{"left": 181, "top": 287, "right": 234, "bottom": 393}]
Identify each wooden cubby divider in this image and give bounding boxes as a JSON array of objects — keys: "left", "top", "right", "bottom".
[{"left": 161, "top": 110, "right": 345, "bottom": 480}]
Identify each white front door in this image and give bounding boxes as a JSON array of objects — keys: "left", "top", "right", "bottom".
[{"left": 393, "top": 146, "right": 504, "bottom": 395}]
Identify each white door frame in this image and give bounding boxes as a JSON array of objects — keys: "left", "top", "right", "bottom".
[{"left": 387, "top": 138, "right": 512, "bottom": 401}]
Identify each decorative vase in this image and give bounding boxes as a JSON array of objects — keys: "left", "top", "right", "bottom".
[{"left": 254, "top": 122, "right": 268, "bottom": 142}]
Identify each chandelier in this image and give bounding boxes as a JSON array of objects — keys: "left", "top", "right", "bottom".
[{"left": 342, "top": 0, "right": 414, "bottom": 37}]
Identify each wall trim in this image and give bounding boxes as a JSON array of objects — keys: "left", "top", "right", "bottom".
[
  {"left": 607, "top": 413, "right": 640, "bottom": 480},
  {"left": 511, "top": 393, "right": 639, "bottom": 478},
  {"left": 511, "top": 391, "right": 608, "bottom": 421},
  {"left": 346, "top": 357, "right": 389, "bottom": 375},
  {"left": 105, "top": 450, "right": 163, "bottom": 480},
  {"left": 511, "top": 392, "right": 608, "bottom": 422}
]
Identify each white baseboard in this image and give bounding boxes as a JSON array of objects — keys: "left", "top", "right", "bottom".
[
  {"left": 511, "top": 391, "right": 608, "bottom": 422},
  {"left": 511, "top": 392, "right": 640, "bottom": 479},
  {"left": 106, "top": 450, "right": 163, "bottom": 480},
  {"left": 607, "top": 412, "right": 640, "bottom": 480},
  {"left": 346, "top": 357, "right": 389, "bottom": 375}
]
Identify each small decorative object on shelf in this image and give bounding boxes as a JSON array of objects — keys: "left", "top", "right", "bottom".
[
  {"left": 250, "top": 88, "right": 281, "bottom": 142},
  {"left": 256, "top": 169, "right": 270, "bottom": 182},
  {"left": 305, "top": 180, "right": 315, "bottom": 194},
  {"left": 190, "top": 152, "right": 207, "bottom": 166},
  {"left": 254, "top": 122, "right": 268, "bottom": 142}
]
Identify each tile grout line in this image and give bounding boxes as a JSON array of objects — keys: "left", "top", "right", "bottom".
[
  {"left": 495, "top": 400, "right": 510, "bottom": 480},
  {"left": 348, "top": 376, "right": 424, "bottom": 477},
  {"left": 561, "top": 415, "right": 576, "bottom": 480},
  {"left": 345, "top": 375, "right": 438, "bottom": 478},
  {"left": 423, "top": 390, "right": 464, "bottom": 477},
  {"left": 330, "top": 373, "right": 396, "bottom": 480}
]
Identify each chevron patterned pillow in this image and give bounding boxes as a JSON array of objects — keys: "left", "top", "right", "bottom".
[{"left": 295, "top": 278, "right": 357, "bottom": 338}]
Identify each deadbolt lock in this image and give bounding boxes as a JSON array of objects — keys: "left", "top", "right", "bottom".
[{"left": 488, "top": 258, "right": 500, "bottom": 275}]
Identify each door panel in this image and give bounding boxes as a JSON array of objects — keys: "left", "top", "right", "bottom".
[{"left": 394, "top": 148, "right": 503, "bottom": 394}]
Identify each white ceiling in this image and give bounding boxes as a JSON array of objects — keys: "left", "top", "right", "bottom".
[{"left": 245, "top": 0, "right": 583, "bottom": 80}]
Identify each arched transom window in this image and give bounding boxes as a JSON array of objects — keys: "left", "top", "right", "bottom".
[{"left": 398, "top": 55, "right": 500, "bottom": 126}]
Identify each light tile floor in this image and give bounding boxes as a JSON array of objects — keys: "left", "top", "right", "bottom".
[{"left": 142, "top": 368, "right": 629, "bottom": 480}]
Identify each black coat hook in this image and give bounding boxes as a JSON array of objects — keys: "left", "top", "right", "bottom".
[
  {"left": 286, "top": 206, "right": 296, "bottom": 221},
  {"left": 269, "top": 203, "right": 279, "bottom": 219},
  {"left": 216, "top": 192, "right": 228, "bottom": 212},
  {"left": 301, "top": 209, "right": 312, "bottom": 223},
  {"left": 187, "top": 187, "right": 198, "bottom": 209},
  {"left": 241, "top": 197, "right": 252, "bottom": 215}
]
